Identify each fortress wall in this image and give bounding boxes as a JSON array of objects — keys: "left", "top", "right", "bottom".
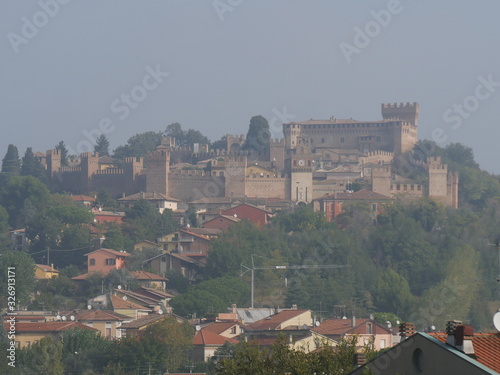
[
  {"left": 244, "top": 177, "right": 288, "bottom": 199},
  {"left": 92, "top": 173, "right": 128, "bottom": 197},
  {"left": 169, "top": 175, "right": 225, "bottom": 202}
]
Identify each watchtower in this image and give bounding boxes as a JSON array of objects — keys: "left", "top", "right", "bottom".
[
  {"left": 381, "top": 102, "right": 419, "bottom": 127},
  {"left": 146, "top": 149, "right": 170, "bottom": 196}
]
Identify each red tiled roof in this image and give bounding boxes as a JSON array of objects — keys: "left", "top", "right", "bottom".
[
  {"left": 111, "top": 295, "right": 150, "bottom": 310},
  {"left": 130, "top": 270, "right": 168, "bottom": 281},
  {"left": 193, "top": 330, "right": 238, "bottom": 346},
  {"left": 120, "top": 313, "right": 172, "bottom": 329},
  {"left": 84, "top": 248, "right": 130, "bottom": 257},
  {"left": 429, "top": 332, "right": 500, "bottom": 373},
  {"left": 312, "top": 318, "right": 391, "bottom": 336},
  {"left": 64, "top": 310, "right": 129, "bottom": 321},
  {"left": 179, "top": 229, "right": 211, "bottom": 241},
  {"left": 133, "top": 287, "right": 174, "bottom": 299},
  {"left": 3, "top": 321, "right": 96, "bottom": 333},
  {"left": 247, "top": 310, "right": 310, "bottom": 331},
  {"left": 202, "top": 322, "right": 240, "bottom": 335}
]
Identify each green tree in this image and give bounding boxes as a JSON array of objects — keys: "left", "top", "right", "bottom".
[
  {"left": 1, "top": 144, "right": 21, "bottom": 176},
  {"left": 372, "top": 269, "right": 413, "bottom": 316},
  {"left": 0, "top": 251, "right": 36, "bottom": 309},
  {"left": 18, "top": 337, "right": 64, "bottom": 375},
  {"left": 94, "top": 134, "right": 110, "bottom": 156},
  {"left": 242, "top": 115, "right": 271, "bottom": 155},
  {"left": 0, "top": 205, "right": 11, "bottom": 251},
  {"left": 20, "top": 147, "right": 47, "bottom": 184},
  {"left": 113, "top": 131, "right": 163, "bottom": 159},
  {"left": 94, "top": 189, "right": 118, "bottom": 210},
  {"left": 0, "top": 175, "right": 51, "bottom": 227},
  {"left": 102, "top": 223, "right": 126, "bottom": 250},
  {"left": 165, "top": 122, "right": 210, "bottom": 147},
  {"left": 212, "top": 135, "right": 228, "bottom": 151},
  {"left": 55, "top": 141, "right": 69, "bottom": 166}
]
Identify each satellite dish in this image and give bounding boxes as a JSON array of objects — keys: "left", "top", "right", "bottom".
[
  {"left": 195, "top": 325, "right": 201, "bottom": 331},
  {"left": 493, "top": 311, "right": 500, "bottom": 332},
  {"left": 56, "top": 315, "right": 61, "bottom": 320},
  {"left": 431, "top": 325, "right": 436, "bottom": 331},
  {"left": 87, "top": 305, "right": 92, "bottom": 310},
  {"left": 315, "top": 321, "right": 320, "bottom": 327},
  {"left": 116, "top": 322, "right": 122, "bottom": 327},
  {"left": 70, "top": 315, "right": 75, "bottom": 321},
  {"left": 158, "top": 309, "right": 163, "bottom": 315},
  {"left": 62, "top": 316, "right": 67, "bottom": 321},
  {"left": 122, "top": 296, "right": 127, "bottom": 301},
  {"left": 234, "top": 214, "right": 237, "bottom": 218},
  {"left": 342, "top": 316, "right": 347, "bottom": 320},
  {"left": 118, "top": 285, "right": 122, "bottom": 290},
  {"left": 396, "top": 320, "right": 401, "bottom": 325},
  {"left": 302, "top": 324, "right": 308, "bottom": 330}
]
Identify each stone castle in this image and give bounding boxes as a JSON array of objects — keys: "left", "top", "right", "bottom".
[{"left": 45, "top": 102, "right": 458, "bottom": 207}]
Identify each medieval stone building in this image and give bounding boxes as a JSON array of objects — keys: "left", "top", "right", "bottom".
[{"left": 45, "top": 102, "right": 458, "bottom": 208}]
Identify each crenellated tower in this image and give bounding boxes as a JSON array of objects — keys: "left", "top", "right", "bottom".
[
  {"left": 224, "top": 155, "right": 247, "bottom": 198},
  {"left": 146, "top": 149, "right": 170, "bottom": 196}
]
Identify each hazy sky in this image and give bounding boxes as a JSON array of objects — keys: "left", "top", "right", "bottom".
[{"left": 2, "top": 1, "right": 500, "bottom": 172}]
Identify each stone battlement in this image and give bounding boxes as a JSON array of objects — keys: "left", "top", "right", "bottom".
[
  {"left": 169, "top": 170, "right": 209, "bottom": 177},
  {"left": 95, "top": 168, "right": 125, "bottom": 175},
  {"left": 382, "top": 102, "right": 418, "bottom": 109},
  {"left": 60, "top": 166, "right": 82, "bottom": 172}
]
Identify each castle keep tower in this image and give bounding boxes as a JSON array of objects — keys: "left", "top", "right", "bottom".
[
  {"left": 146, "top": 149, "right": 170, "bottom": 196},
  {"left": 289, "top": 150, "right": 313, "bottom": 203},
  {"left": 381, "top": 102, "right": 419, "bottom": 127}
]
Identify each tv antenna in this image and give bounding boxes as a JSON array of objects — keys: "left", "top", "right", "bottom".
[{"left": 241, "top": 254, "right": 349, "bottom": 308}]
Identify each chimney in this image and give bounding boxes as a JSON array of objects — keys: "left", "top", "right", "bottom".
[
  {"left": 231, "top": 304, "right": 237, "bottom": 314},
  {"left": 399, "top": 322, "right": 416, "bottom": 340},
  {"left": 446, "top": 321, "right": 474, "bottom": 355},
  {"left": 352, "top": 315, "right": 356, "bottom": 327},
  {"left": 291, "top": 304, "right": 298, "bottom": 310}
]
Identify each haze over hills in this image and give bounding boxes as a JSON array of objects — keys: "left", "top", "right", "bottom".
[{"left": 1, "top": 1, "right": 500, "bottom": 173}]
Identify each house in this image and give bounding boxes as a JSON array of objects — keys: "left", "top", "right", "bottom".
[
  {"left": 130, "top": 270, "right": 168, "bottom": 290},
  {"left": 157, "top": 229, "right": 211, "bottom": 258},
  {"left": 92, "top": 210, "right": 125, "bottom": 225},
  {"left": 312, "top": 189, "right": 392, "bottom": 223},
  {"left": 192, "top": 329, "right": 239, "bottom": 362},
  {"left": 242, "top": 308, "right": 332, "bottom": 352},
  {"left": 70, "top": 194, "right": 96, "bottom": 207},
  {"left": 201, "top": 321, "right": 243, "bottom": 340},
  {"left": 350, "top": 323, "right": 500, "bottom": 375},
  {"left": 144, "top": 252, "right": 202, "bottom": 283},
  {"left": 3, "top": 321, "right": 96, "bottom": 348},
  {"left": 35, "top": 264, "right": 59, "bottom": 279},
  {"left": 203, "top": 215, "right": 240, "bottom": 231},
  {"left": 132, "top": 286, "right": 174, "bottom": 308},
  {"left": 60, "top": 309, "right": 130, "bottom": 339},
  {"left": 312, "top": 317, "right": 393, "bottom": 351},
  {"left": 110, "top": 295, "right": 152, "bottom": 320},
  {"left": 74, "top": 248, "right": 130, "bottom": 281},
  {"left": 120, "top": 313, "right": 186, "bottom": 338},
  {"left": 118, "top": 191, "right": 179, "bottom": 214},
  {"left": 220, "top": 203, "right": 273, "bottom": 228},
  {"left": 186, "top": 227, "right": 222, "bottom": 239}
]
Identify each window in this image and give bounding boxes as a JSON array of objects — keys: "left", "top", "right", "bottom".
[
  {"left": 372, "top": 203, "right": 377, "bottom": 212},
  {"left": 89, "top": 258, "right": 95, "bottom": 266},
  {"left": 341, "top": 137, "right": 345, "bottom": 143},
  {"left": 380, "top": 339, "right": 386, "bottom": 349},
  {"left": 105, "top": 258, "right": 116, "bottom": 266},
  {"left": 321, "top": 138, "right": 325, "bottom": 143},
  {"left": 230, "top": 326, "right": 237, "bottom": 334},
  {"left": 366, "top": 323, "right": 373, "bottom": 334}
]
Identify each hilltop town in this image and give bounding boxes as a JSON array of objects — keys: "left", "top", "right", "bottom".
[{"left": 1, "top": 103, "right": 500, "bottom": 374}]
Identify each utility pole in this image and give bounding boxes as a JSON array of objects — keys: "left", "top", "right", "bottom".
[{"left": 241, "top": 254, "right": 349, "bottom": 308}]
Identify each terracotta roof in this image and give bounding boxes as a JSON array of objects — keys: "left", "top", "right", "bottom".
[
  {"left": 120, "top": 313, "right": 170, "bottom": 329},
  {"left": 36, "top": 264, "right": 59, "bottom": 273},
  {"left": 429, "top": 332, "right": 500, "bottom": 373},
  {"left": 70, "top": 195, "right": 96, "bottom": 202},
  {"left": 247, "top": 310, "right": 310, "bottom": 331},
  {"left": 223, "top": 203, "right": 273, "bottom": 214},
  {"left": 71, "top": 272, "right": 101, "bottom": 280},
  {"left": 118, "top": 192, "right": 179, "bottom": 202},
  {"left": 193, "top": 330, "right": 239, "bottom": 346},
  {"left": 134, "top": 240, "right": 158, "bottom": 247},
  {"left": 202, "top": 322, "right": 240, "bottom": 335},
  {"left": 130, "top": 270, "right": 168, "bottom": 281},
  {"left": 114, "top": 289, "right": 161, "bottom": 306},
  {"left": 84, "top": 248, "right": 130, "bottom": 257},
  {"left": 133, "top": 287, "right": 174, "bottom": 299},
  {"left": 64, "top": 310, "right": 130, "bottom": 321},
  {"left": 179, "top": 229, "right": 211, "bottom": 241},
  {"left": 312, "top": 318, "right": 391, "bottom": 336},
  {"left": 186, "top": 228, "right": 222, "bottom": 236},
  {"left": 110, "top": 295, "right": 150, "bottom": 310},
  {"left": 4, "top": 321, "right": 96, "bottom": 333}
]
